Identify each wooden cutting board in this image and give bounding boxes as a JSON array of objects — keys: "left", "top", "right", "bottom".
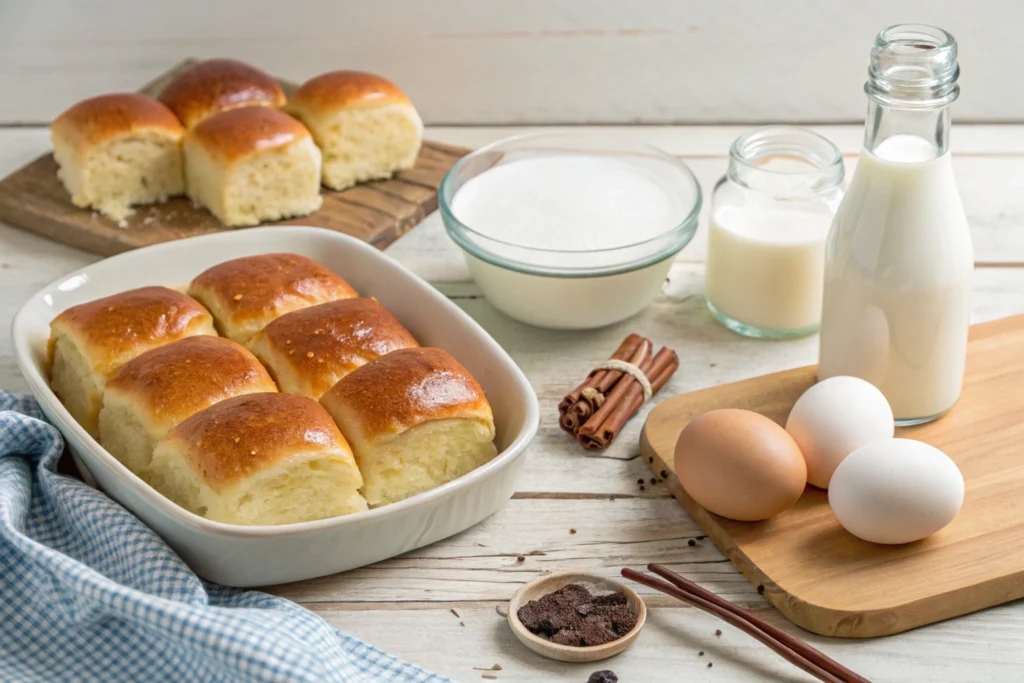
[
  {"left": 641, "top": 314, "right": 1024, "bottom": 638},
  {"left": 0, "top": 60, "right": 469, "bottom": 256}
]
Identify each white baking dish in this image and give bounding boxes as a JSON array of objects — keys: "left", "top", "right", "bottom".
[{"left": 11, "top": 227, "right": 539, "bottom": 587}]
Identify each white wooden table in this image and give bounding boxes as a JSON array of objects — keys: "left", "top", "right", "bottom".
[{"left": 2, "top": 124, "right": 1024, "bottom": 682}]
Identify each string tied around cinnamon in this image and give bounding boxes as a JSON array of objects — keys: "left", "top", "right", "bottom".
[
  {"left": 593, "top": 359, "right": 654, "bottom": 402},
  {"left": 558, "top": 333, "right": 679, "bottom": 450}
]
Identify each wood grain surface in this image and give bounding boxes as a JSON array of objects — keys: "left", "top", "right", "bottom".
[
  {"left": 641, "top": 314, "right": 1024, "bottom": 638},
  {"left": 0, "top": 60, "right": 468, "bottom": 256}
]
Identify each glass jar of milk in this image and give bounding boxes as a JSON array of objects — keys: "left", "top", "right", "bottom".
[
  {"left": 818, "top": 25, "right": 973, "bottom": 426},
  {"left": 705, "top": 126, "right": 845, "bottom": 338}
]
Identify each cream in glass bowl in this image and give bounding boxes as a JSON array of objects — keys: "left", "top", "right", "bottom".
[{"left": 439, "top": 132, "right": 702, "bottom": 329}]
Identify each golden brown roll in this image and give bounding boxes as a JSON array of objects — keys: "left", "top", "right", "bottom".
[
  {"left": 183, "top": 107, "right": 323, "bottom": 227},
  {"left": 158, "top": 58, "right": 286, "bottom": 129},
  {"left": 149, "top": 393, "right": 368, "bottom": 525},
  {"left": 50, "top": 93, "right": 185, "bottom": 222},
  {"left": 188, "top": 253, "right": 357, "bottom": 345},
  {"left": 48, "top": 286, "right": 216, "bottom": 436},
  {"left": 249, "top": 298, "right": 418, "bottom": 400},
  {"left": 98, "top": 336, "right": 277, "bottom": 478},
  {"left": 286, "top": 70, "right": 423, "bottom": 190},
  {"left": 320, "top": 347, "right": 496, "bottom": 507}
]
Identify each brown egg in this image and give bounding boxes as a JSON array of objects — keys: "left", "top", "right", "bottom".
[{"left": 674, "top": 408, "right": 807, "bottom": 521}]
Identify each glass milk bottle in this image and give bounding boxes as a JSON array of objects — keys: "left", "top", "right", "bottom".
[
  {"left": 818, "top": 25, "right": 973, "bottom": 425},
  {"left": 706, "top": 127, "right": 845, "bottom": 338}
]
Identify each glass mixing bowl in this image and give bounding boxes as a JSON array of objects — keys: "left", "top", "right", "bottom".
[{"left": 439, "top": 132, "right": 702, "bottom": 329}]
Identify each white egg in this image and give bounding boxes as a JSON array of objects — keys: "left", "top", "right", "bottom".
[
  {"left": 785, "top": 376, "right": 894, "bottom": 488},
  {"left": 829, "top": 439, "right": 964, "bottom": 544}
]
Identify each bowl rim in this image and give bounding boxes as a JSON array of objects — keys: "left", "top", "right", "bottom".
[
  {"left": 12, "top": 226, "right": 541, "bottom": 539},
  {"left": 438, "top": 130, "right": 703, "bottom": 278}
]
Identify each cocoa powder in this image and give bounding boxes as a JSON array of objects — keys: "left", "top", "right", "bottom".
[{"left": 516, "top": 584, "right": 637, "bottom": 647}]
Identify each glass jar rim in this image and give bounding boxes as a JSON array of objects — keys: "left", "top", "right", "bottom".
[
  {"left": 727, "top": 126, "right": 845, "bottom": 193},
  {"left": 438, "top": 131, "right": 702, "bottom": 277}
]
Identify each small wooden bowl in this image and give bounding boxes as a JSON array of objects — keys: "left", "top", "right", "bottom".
[{"left": 507, "top": 571, "right": 647, "bottom": 663}]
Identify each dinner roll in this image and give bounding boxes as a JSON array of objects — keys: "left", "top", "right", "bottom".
[
  {"left": 320, "top": 347, "right": 496, "bottom": 508},
  {"left": 183, "top": 107, "right": 323, "bottom": 227},
  {"left": 150, "top": 393, "right": 368, "bottom": 525},
  {"left": 286, "top": 71, "right": 423, "bottom": 190},
  {"left": 188, "top": 253, "right": 357, "bottom": 344},
  {"left": 158, "top": 58, "right": 286, "bottom": 129},
  {"left": 51, "top": 93, "right": 185, "bottom": 222},
  {"left": 249, "top": 298, "right": 419, "bottom": 400},
  {"left": 99, "top": 336, "right": 277, "bottom": 478},
  {"left": 48, "top": 286, "right": 216, "bottom": 436}
]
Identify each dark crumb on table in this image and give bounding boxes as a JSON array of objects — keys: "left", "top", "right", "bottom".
[
  {"left": 648, "top": 456, "right": 654, "bottom": 463},
  {"left": 757, "top": 584, "right": 765, "bottom": 594},
  {"left": 570, "top": 528, "right": 577, "bottom": 534},
  {"left": 637, "top": 478, "right": 645, "bottom": 485},
  {"left": 650, "top": 478, "right": 658, "bottom": 485},
  {"left": 699, "top": 651, "right": 705, "bottom": 656},
  {"left": 707, "top": 662, "right": 713, "bottom": 668},
  {"left": 688, "top": 539, "right": 696, "bottom": 547},
  {"left": 460, "top": 621, "right": 466, "bottom": 627},
  {"left": 587, "top": 671, "right": 618, "bottom": 683},
  {"left": 516, "top": 555, "right": 526, "bottom": 562},
  {"left": 451, "top": 608, "right": 461, "bottom": 619},
  {"left": 715, "top": 629, "right": 722, "bottom": 637},
  {"left": 639, "top": 485, "right": 645, "bottom": 491},
  {"left": 660, "top": 470, "right": 668, "bottom": 479}
]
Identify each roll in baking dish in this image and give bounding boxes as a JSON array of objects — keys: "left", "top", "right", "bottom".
[
  {"left": 48, "top": 286, "right": 216, "bottom": 436},
  {"left": 150, "top": 392, "right": 368, "bottom": 525},
  {"left": 98, "top": 336, "right": 277, "bottom": 479},
  {"left": 320, "top": 347, "right": 496, "bottom": 507},
  {"left": 249, "top": 297, "right": 419, "bottom": 400},
  {"left": 188, "top": 253, "right": 357, "bottom": 345}
]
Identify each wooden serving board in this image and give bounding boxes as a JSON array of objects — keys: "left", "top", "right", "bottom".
[
  {"left": 641, "top": 314, "right": 1024, "bottom": 638},
  {"left": 0, "top": 60, "right": 469, "bottom": 256}
]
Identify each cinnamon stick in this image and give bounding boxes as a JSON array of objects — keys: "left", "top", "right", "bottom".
[
  {"left": 575, "top": 338, "right": 651, "bottom": 426},
  {"left": 558, "top": 334, "right": 646, "bottom": 433},
  {"left": 576, "top": 348, "right": 655, "bottom": 442},
  {"left": 578, "top": 347, "right": 679, "bottom": 450},
  {"left": 580, "top": 341, "right": 652, "bottom": 416}
]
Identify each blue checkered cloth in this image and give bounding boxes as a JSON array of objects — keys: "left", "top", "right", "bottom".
[{"left": 0, "top": 392, "right": 451, "bottom": 683}]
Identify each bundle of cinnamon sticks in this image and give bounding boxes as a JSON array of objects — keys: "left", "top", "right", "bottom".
[{"left": 559, "top": 333, "right": 679, "bottom": 449}]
